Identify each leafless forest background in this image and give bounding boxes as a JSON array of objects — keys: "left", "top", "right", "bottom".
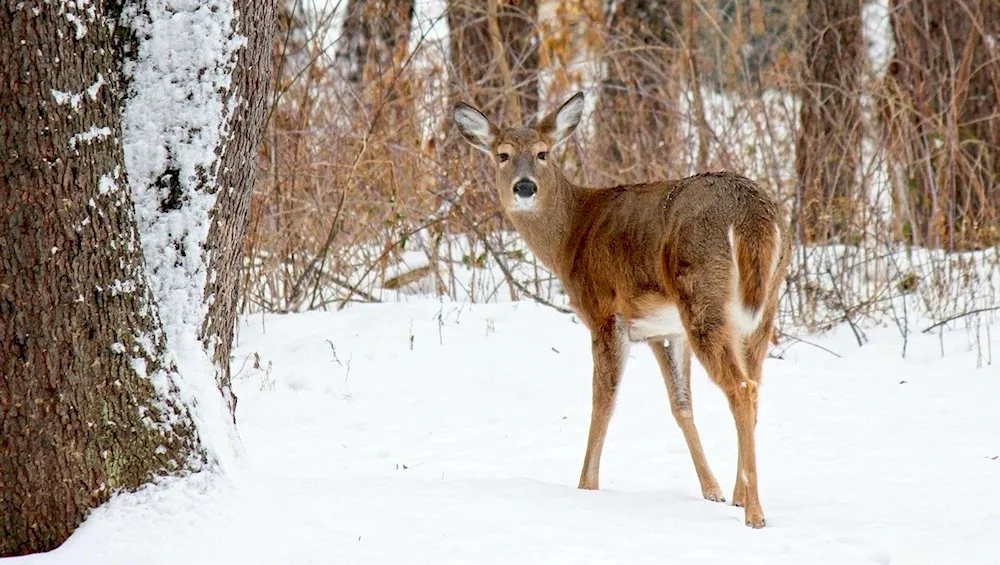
[{"left": 243, "top": 0, "right": 999, "bottom": 353}]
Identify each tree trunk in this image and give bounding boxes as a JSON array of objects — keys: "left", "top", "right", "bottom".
[
  {"left": 0, "top": 1, "right": 203, "bottom": 554},
  {"left": 448, "top": 0, "right": 539, "bottom": 122},
  {"left": 335, "top": 0, "right": 415, "bottom": 94},
  {"left": 795, "top": 0, "right": 864, "bottom": 244},
  {"left": 885, "top": 0, "right": 1000, "bottom": 249},
  {"left": 596, "top": 0, "right": 684, "bottom": 182},
  {"left": 0, "top": 0, "right": 273, "bottom": 555}
]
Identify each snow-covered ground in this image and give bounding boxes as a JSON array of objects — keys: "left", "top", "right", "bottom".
[{"left": 10, "top": 300, "right": 1000, "bottom": 564}]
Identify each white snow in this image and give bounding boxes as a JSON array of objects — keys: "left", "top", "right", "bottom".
[
  {"left": 97, "top": 170, "right": 119, "bottom": 194},
  {"left": 51, "top": 89, "right": 83, "bottom": 111},
  {"left": 52, "top": 73, "right": 104, "bottom": 112},
  {"left": 67, "top": 125, "right": 110, "bottom": 148},
  {"left": 58, "top": 0, "right": 97, "bottom": 39},
  {"left": 85, "top": 72, "right": 104, "bottom": 100},
  {"left": 63, "top": 12, "right": 86, "bottom": 39},
  {"left": 12, "top": 300, "right": 998, "bottom": 564},
  {"left": 122, "top": 0, "right": 246, "bottom": 466}
]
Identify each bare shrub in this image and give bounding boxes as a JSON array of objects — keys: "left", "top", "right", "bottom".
[{"left": 244, "top": 0, "right": 998, "bottom": 353}]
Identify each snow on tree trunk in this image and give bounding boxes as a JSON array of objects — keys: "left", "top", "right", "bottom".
[{"left": 122, "top": 0, "right": 272, "bottom": 456}]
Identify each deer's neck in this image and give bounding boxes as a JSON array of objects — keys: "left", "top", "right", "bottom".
[{"left": 507, "top": 173, "right": 583, "bottom": 278}]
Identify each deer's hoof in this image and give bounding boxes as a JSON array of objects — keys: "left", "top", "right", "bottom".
[
  {"left": 702, "top": 486, "right": 726, "bottom": 503},
  {"left": 731, "top": 486, "right": 746, "bottom": 508},
  {"left": 744, "top": 510, "right": 766, "bottom": 529}
]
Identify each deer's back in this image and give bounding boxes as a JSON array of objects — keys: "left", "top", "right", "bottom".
[{"left": 559, "top": 172, "right": 782, "bottom": 327}]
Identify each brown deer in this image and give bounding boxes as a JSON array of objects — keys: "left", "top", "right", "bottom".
[{"left": 453, "top": 92, "right": 790, "bottom": 528}]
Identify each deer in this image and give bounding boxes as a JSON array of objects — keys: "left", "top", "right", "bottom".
[{"left": 452, "top": 92, "right": 790, "bottom": 528}]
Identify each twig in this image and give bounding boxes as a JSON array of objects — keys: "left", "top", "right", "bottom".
[
  {"left": 774, "top": 330, "right": 843, "bottom": 358},
  {"left": 264, "top": 0, "right": 342, "bottom": 131},
  {"left": 825, "top": 267, "right": 867, "bottom": 347},
  {"left": 921, "top": 306, "right": 1000, "bottom": 334},
  {"left": 682, "top": 1, "right": 710, "bottom": 171},
  {"left": 321, "top": 272, "right": 381, "bottom": 303}
]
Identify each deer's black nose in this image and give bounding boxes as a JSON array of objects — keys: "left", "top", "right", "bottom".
[{"left": 513, "top": 179, "right": 537, "bottom": 198}]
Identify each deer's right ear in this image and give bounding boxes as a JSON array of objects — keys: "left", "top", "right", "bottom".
[{"left": 453, "top": 102, "right": 496, "bottom": 153}]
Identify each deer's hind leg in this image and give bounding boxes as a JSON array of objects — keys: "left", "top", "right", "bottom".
[
  {"left": 680, "top": 305, "right": 766, "bottom": 528},
  {"left": 732, "top": 293, "right": 780, "bottom": 507},
  {"left": 649, "top": 338, "right": 724, "bottom": 502}
]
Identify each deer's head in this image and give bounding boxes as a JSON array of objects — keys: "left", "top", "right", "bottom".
[{"left": 453, "top": 93, "right": 584, "bottom": 215}]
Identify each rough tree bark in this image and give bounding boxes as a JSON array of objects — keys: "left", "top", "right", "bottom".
[
  {"left": 0, "top": 0, "right": 204, "bottom": 555},
  {"left": 795, "top": 0, "right": 864, "bottom": 244},
  {"left": 885, "top": 0, "right": 1000, "bottom": 249},
  {"left": 596, "top": 0, "right": 684, "bottom": 181},
  {"left": 0, "top": 0, "right": 273, "bottom": 555}
]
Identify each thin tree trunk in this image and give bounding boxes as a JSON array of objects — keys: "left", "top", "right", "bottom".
[
  {"left": 335, "top": 0, "right": 415, "bottom": 95},
  {"left": 682, "top": 0, "right": 710, "bottom": 171},
  {"left": 0, "top": 0, "right": 203, "bottom": 554},
  {"left": 448, "top": 0, "right": 539, "bottom": 121},
  {"left": 596, "top": 0, "right": 684, "bottom": 182},
  {"left": 795, "top": 0, "right": 864, "bottom": 244},
  {"left": 885, "top": 0, "right": 1000, "bottom": 249},
  {"left": 488, "top": 0, "right": 523, "bottom": 124}
]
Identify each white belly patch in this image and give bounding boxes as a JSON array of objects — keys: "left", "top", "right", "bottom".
[{"left": 628, "top": 305, "right": 684, "bottom": 341}]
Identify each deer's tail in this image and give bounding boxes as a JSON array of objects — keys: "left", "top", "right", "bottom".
[{"left": 728, "top": 222, "right": 782, "bottom": 334}]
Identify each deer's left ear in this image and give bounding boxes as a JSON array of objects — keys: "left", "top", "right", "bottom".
[{"left": 538, "top": 92, "right": 584, "bottom": 148}]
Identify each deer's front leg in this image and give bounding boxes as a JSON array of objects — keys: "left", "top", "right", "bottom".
[{"left": 578, "top": 317, "right": 629, "bottom": 490}]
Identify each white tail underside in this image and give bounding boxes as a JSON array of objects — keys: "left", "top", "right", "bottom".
[{"left": 727, "top": 224, "right": 782, "bottom": 336}]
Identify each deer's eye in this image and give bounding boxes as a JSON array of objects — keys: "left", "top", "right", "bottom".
[
  {"left": 537, "top": 151, "right": 547, "bottom": 161},
  {"left": 497, "top": 153, "right": 510, "bottom": 162}
]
